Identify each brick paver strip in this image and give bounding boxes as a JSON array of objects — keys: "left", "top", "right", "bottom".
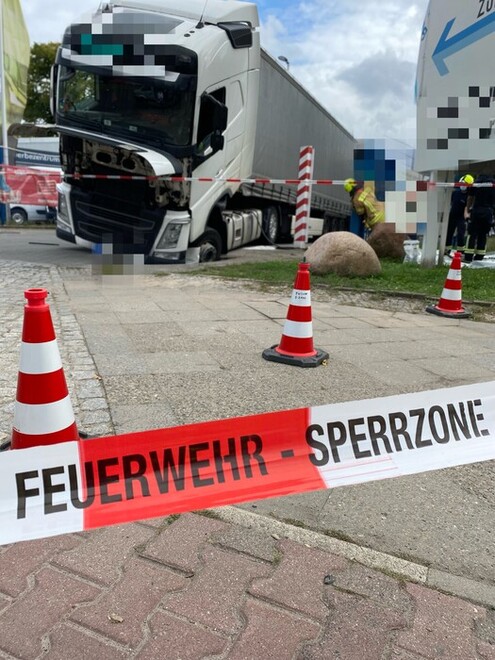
[
  {"left": 52, "top": 523, "right": 157, "bottom": 586},
  {"left": 213, "top": 524, "right": 279, "bottom": 562},
  {"left": 249, "top": 539, "right": 348, "bottom": 622},
  {"left": 0, "top": 567, "right": 100, "bottom": 659},
  {"left": 163, "top": 545, "right": 272, "bottom": 634},
  {"left": 397, "top": 583, "right": 488, "bottom": 659},
  {"left": 302, "top": 590, "right": 406, "bottom": 659},
  {"left": 0, "top": 535, "right": 82, "bottom": 597},
  {"left": 135, "top": 516, "right": 171, "bottom": 528},
  {"left": 137, "top": 611, "right": 228, "bottom": 659},
  {"left": 70, "top": 556, "right": 186, "bottom": 649},
  {"left": 229, "top": 597, "right": 320, "bottom": 660},
  {"left": 333, "top": 563, "right": 413, "bottom": 614},
  {"left": 47, "top": 624, "right": 130, "bottom": 659},
  {"left": 475, "top": 608, "right": 495, "bottom": 646},
  {"left": 139, "top": 513, "right": 228, "bottom": 573},
  {"left": 387, "top": 650, "right": 427, "bottom": 659}
]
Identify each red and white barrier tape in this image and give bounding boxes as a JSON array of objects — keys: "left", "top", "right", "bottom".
[
  {"left": 47, "top": 175, "right": 495, "bottom": 189},
  {"left": 65, "top": 173, "right": 338, "bottom": 185},
  {"left": 1, "top": 381, "right": 494, "bottom": 545},
  {"left": 1, "top": 164, "right": 494, "bottom": 188}
]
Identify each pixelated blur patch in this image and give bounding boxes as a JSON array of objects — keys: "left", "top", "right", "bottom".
[{"left": 63, "top": 7, "right": 183, "bottom": 67}]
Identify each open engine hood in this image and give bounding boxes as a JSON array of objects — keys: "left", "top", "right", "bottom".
[{"left": 55, "top": 125, "right": 182, "bottom": 177}]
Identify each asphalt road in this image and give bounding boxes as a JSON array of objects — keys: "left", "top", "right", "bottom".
[
  {"left": 0, "top": 226, "right": 91, "bottom": 268},
  {"left": 0, "top": 227, "right": 302, "bottom": 270}
]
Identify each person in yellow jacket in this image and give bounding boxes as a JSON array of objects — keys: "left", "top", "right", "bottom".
[{"left": 344, "top": 178, "right": 385, "bottom": 230}]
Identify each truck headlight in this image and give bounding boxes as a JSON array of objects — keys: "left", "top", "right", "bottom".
[
  {"left": 158, "top": 222, "right": 183, "bottom": 249},
  {"left": 58, "top": 192, "right": 68, "bottom": 219}
]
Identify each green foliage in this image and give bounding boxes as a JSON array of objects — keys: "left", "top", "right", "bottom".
[{"left": 23, "top": 42, "right": 59, "bottom": 123}]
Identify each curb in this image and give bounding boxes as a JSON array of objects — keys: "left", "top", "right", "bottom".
[
  {"left": 205, "top": 506, "right": 495, "bottom": 609},
  {"left": 173, "top": 272, "right": 495, "bottom": 311}
]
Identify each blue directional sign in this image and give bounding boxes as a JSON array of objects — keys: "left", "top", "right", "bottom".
[{"left": 433, "top": 12, "right": 495, "bottom": 76}]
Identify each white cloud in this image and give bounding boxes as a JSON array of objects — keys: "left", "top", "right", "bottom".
[
  {"left": 259, "top": 0, "right": 430, "bottom": 143},
  {"left": 22, "top": 1, "right": 97, "bottom": 43}
]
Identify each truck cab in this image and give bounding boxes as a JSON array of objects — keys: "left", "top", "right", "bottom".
[{"left": 53, "top": 0, "right": 261, "bottom": 262}]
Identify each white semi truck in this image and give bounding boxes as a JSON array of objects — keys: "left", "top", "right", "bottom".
[{"left": 52, "top": 0, "right": 355, "bottom": 263}]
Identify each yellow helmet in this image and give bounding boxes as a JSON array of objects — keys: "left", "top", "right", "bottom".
[
  {"left": 460, "top": 174, "right": 474, "bottom": 185},
  {"left": 344, "top": 178, "right": 357, "bottom": 193}
]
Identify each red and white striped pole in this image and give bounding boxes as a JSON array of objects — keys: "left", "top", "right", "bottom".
[{"left": 293, "top": 146, "right": 314, "bottom": 248}]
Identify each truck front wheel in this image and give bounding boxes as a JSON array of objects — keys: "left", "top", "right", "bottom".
[
  {"left": 193, "top": 229, "right": 222, "bottom": 262},
  {"left": 262, "top": 206, "right": 279, "bottom": 244}
]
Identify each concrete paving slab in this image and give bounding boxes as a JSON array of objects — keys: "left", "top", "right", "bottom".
[
  {"left": 93, "top": 350, "right": 221, "bottom": 377},
  {"left": 415, "top": 356, "right": 495, "bottom": 380}
]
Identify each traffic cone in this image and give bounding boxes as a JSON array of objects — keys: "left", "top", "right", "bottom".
[
  {"left": 426, "top": 251, "right": 470, "bottom": 319},
  {"left": 262, "top": 261, "right": 328, "bottom": 367},
  {"left": 11, "top": 288, "right": 80, "bottom": 450}
]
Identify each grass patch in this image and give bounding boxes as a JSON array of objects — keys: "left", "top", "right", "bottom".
[{"left": 193, "top": 257, "right": 495, "bottom": 303}]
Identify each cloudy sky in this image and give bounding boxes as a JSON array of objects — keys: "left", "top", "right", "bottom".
[{"left": 21, "top": 0, "right": 430, "bottom": 145}]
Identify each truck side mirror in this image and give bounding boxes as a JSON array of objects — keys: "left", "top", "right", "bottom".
[
  {"left": 196, "top": 93, "right": 228, "bottom": 156},
  {"left": 50, "top": 64, "right": 59, "bottom": 118},
  {"left": 210, "top": 97, "right": 228, "bottom": 133},
  {"left": 210, "top": 133, "right": 225, "bottom": 152}
]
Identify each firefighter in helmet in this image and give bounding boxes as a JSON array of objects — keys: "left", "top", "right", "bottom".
[
  {"left": 445, "top": 174, "right": 474, "bottom": 256},
  {"left": 344, "top": 178, "right": 385, "bottom": 231}
]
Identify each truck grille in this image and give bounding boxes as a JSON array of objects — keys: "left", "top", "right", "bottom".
[{"left": 70, "top": 189, "right": 163, "bottom": 254}]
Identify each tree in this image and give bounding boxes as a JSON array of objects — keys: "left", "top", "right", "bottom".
[{"left": 23, "top": 42, "right": 59, "bottom": 124}]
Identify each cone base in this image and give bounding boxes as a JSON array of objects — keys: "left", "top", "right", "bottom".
[
  {"left": 262, "top": 345, "right": 329, "bottom": 368},
  {"left": 425, "top": 305, "right": 471, "bottom": 319}
]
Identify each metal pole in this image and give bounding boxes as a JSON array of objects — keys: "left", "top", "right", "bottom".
[
  {"left": 421, "top": 170, "right": 438, "bottom": 268},
  {"left": 0, "top": 0, "right": 8, "bottom": 160},
  {"left": 438, "top": 172, "right": 453, "bottom": 259},
  {"left": 0, "top": 0, "right": 11, "bottom": 223}
]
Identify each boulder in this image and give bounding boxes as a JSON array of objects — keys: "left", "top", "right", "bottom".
[
  {"left": 305, "top": 231, "right": 381, "bottom": 277},
  {"left": 367, "top": 223, "right": 409, "bottom": 260}
]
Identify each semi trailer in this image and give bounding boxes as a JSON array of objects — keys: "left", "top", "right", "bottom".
[{"left": 52, "top": 0, "right": 355, "bottom": 263}]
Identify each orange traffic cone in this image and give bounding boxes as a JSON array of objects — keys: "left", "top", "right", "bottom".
[
  {"left": 426, "top": 252, "right": 470, "bottom": 318},
  {"left": 11, "top": 288, "right": 80, "bottom": 449},
  {"left": 262, "top": 261, "right": 328, "bottom": 367}
]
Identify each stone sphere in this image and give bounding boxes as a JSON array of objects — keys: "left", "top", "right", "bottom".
[{"left": 305, "top": 231, "right": 381, "bottom": 276}]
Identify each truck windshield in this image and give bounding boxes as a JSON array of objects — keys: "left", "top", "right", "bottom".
[{"left": 57, "top": 66, "right": 196, "bottom": 149}]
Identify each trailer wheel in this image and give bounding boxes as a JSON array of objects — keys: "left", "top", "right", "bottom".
[
  {"left": 262, "top": 206, "right": 279, "bottom": 244},
  {"left": 193, "top": 229, "right": 222, "bottom": 262}
]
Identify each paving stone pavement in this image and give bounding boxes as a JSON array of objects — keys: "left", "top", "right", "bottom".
[
  {"left": 0, "top": 513, "right": 494, "bottom": 659},
  {"left": 0, "top": 262, "right": 113, "bottom": 445},
  {"left": 1, "top": 260, "right": 495, "bottom": 659}
]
